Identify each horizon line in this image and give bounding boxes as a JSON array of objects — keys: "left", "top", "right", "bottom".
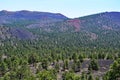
[{"left": 0, "top": 10, "right": 120, "bottom": 18}]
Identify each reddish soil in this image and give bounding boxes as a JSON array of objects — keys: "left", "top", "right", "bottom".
[{"left": 67, "top": 19, "right": 81, "bottom": 32}]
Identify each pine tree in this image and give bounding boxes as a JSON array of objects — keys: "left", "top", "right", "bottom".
[{"left": 88, "top": 59, "right": 99, "bottom": 71}]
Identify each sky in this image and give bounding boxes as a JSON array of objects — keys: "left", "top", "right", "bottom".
[{"left": 0, "top": 0, "right": 120, "bottom": 18}]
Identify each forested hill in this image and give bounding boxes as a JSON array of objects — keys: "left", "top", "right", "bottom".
[
  {"left": 0, "top": 11, "right": 120, "bottom": 49},
  {"left": 0, "top": 10, "right": 68, "bottom": 25},
  {"left": 1, "top": 11, "right": 120, "bottom": 80}
]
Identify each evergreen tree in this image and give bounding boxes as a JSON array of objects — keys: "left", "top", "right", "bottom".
[
  {"left": 88, "top": 59, "right": 99, "bottom": 71},
  {"left": 0, "top": 61, "right": 8, "bottom": 76},
  {"left": 41, "top": 59, "right": 48, "bottom": 70},
  {"left": 88, "top": 73, "right": 94, "bottom": 80},
  {"left": 55, "top": 63, "right": 60, "bottom": 72},
  {"left": 104, "top": 58, "right": 120, "bottom": 80}
]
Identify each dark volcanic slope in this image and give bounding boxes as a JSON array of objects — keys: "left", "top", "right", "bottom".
[{"left": 9, "top": 28, "right": 36, "bottom": 40}]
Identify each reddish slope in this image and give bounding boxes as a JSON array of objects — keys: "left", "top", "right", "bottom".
[{"left": 67, "top": 19, "right": 81, "bottom": 31}]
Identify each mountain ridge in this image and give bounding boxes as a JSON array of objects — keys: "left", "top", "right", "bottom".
[
  {"left": 0, "top": 10, "right": 68, "bottom": 25},
  {"left": 0, "top": 10, "right": 120, "bottom": 48}
]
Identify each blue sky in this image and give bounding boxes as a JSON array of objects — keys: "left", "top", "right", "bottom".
[{"left": 0, "top": 0, "right": 120, "bottom": 18}]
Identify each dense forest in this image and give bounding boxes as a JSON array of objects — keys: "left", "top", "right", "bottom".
[{"left": 0, "top": 11, "right": 120, "bottom": 80}]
